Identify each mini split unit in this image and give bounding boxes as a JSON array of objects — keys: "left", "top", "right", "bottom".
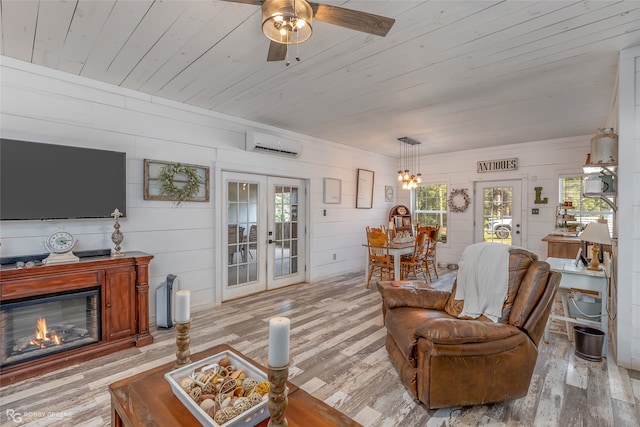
[{"left": 245, "top": 130, "right": 301, "bottom": 158}]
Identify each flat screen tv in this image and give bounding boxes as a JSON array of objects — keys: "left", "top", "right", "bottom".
[{"left": 1, "top": 139, "right": 126, "bottom": 220}]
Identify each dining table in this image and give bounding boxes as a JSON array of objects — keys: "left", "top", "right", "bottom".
[{"left": 364, "top": 239, "right": 416, "bottom": 281}]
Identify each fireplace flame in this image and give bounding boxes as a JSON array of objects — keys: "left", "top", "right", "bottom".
[
  {"left": 29, "top": 317, "right": 61, "bottom": 347},
  {"left": 35, "top": 317, "right": 47, "bottom": 340}
]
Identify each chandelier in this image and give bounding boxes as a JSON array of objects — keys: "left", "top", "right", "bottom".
[
  {"left": 397, "top": 137, "right": 422, "bottom": 190},
  {"left": 262, "top": 0, "right": 313, "bottom": 45}
]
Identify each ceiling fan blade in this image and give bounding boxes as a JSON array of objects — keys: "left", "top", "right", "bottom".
[
  {"left": 310, "top": 3, "right": 395, "bottom": 37},
  {"left": 267, "top": 41, "right": 287, "bottom": 62}
]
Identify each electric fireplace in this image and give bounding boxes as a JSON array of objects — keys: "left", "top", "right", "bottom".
[
  {"left": 0, "top": 252, "right": 153, "bottom": 385},
  {"left": 1, "top": 288, "right": 100, "bottom": 368}
]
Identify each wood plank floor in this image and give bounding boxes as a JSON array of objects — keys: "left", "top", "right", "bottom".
[{"left": 1, "top": 271, "right": 639, "bottom": 426}]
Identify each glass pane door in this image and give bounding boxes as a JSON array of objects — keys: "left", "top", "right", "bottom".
[
  {"left": 268, "top": 177, "right": 305, "bottom": 289},
  {"left": 222, "top": 173, "right": 306, "bottom": 300},
  {"left": 474, "top": 180, "right": 521, "bottom": 246},
  {"left": 223, "top": 173, "right": 267, "bottom": 301}
]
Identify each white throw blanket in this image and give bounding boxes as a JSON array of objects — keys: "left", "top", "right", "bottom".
[{"left": 454, "top": 242, "right": 512, "bottom": 323}]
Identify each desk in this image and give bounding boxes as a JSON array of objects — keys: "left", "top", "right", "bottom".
[
  {"left": 364, "top": 241, "right": 415, "bottom": 281},
  {"left": 543, "top": 257, "right": 608, "bottom": 356},
  {"left": 110, "top": 344, "right": 360, "bottom": 427}
]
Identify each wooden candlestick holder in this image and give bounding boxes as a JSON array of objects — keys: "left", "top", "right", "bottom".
[
  {"left": 267, "top": 363, "right": 289, "bottom": 427},
  {"left": 173, "top": 321, "right": 192, "bottom": 369}
]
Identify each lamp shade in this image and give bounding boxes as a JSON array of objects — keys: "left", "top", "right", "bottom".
[
  {"left": 262, "top": 0, "right": 313, "bottom": 45},
  {"left": 579, "top": 220, "right": 611, "bottom": 245}
]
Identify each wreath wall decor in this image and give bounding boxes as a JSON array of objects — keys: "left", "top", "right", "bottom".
[
  {"left": 159, "top": 163, "right": 204, "bottom": 204},
  {"left": 448, "top": 188, "right": 471, "bottom": 213},
  {"left": 144, "top": 159, "right": 210, "bottom": 204}
]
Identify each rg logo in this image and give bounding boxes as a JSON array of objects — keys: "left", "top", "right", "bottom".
[{"left": 6, "top": 409, "right": 22, "bottom": 423}]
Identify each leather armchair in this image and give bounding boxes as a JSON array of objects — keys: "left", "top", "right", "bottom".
[{"left": 378, "top": 248, "right": 561, "bottom": 408}]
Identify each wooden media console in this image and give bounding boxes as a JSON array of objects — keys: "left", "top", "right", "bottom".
[{"left": 0, "top": 252, "right": 154, "bottom": 385}]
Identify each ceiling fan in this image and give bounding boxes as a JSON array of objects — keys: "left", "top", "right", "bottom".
[{"left": 222, "top": 0, "right": 395, "bottom": 61}]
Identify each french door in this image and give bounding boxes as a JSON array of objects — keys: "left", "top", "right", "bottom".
[
  {"left": 474, "top": 180, "right": 522, "bottom": 247},
  {"left": 222, "top": 172, "right": 306, "bottom": 301}
]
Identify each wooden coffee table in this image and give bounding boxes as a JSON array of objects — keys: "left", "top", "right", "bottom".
[{"left": 109, "top": 344, "right": 361, "bottom": 427}]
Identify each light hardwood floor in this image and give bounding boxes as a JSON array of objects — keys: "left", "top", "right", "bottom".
[{"left": 1, "top": 271, "right": 639, "bottom": 426}]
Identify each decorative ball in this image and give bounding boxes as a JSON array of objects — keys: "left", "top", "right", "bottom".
[
  {"left": 233, "top": 397, "right": 251, "bottom": 414},
  {"left": 242, "top": 378, "right": 258, "bottom": 392},
  {"left": 179, "top": 377, "right": 195, "bottom": 392},
  {"left": 254, "top": 381, "right": 270, "bottom": 395},
  {"left": 213, "top": 409, "right": 230, "bottom": 424},
  {"left": 214, "top": 406, "right": 238, "bottom": 424},
  {"left": 206, "top": 401, "right": 221, "bottom": 419},
  {"left": 189, "top": 386, "right": 202, "bottom": 401},
  {"left": 203, "top": 382, "right": 217, "bottom": 395},
  {"left": 247, "top": 392, "right": 262, "bottom": 406}
]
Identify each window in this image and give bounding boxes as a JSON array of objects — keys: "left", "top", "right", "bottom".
[
  {"left": 558, "top": 176, "right": 613, "bottom": 231},
  {"left": 414, "top": 183, "right": 447, "bottom": 243}
]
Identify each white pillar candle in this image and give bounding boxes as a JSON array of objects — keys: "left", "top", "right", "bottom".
[
  {"left": 175, "top": 290, "right": 191, "bottom": 322},
  {"left": 268, "top": 317, "right": 290, "bottom": 367}
]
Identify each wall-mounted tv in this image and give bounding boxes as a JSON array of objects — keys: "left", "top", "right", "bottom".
[{"left": 1, "top": 139, "right": 126, "bottom": 220}]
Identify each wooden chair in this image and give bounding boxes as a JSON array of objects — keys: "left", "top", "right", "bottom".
[
  {"left": 247, "top": 224, "right": 257, "bottom": 259},
  {"left": 400, "top": 229, "right": 428, "bottom": 280},
  {"left": 228, "top": 225, "right": 245, "bottom": 264},
  {"left": 423, "top": 225, "right": 440, "bottom": 282},
  {"left": 366, "top": 227, "right": 393, "bottom": 288}
]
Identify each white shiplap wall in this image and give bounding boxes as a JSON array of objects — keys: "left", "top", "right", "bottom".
[
  {"left": 0, "top": 57, "right": 397, "bottom": 316},
  {"left": 413, "top": 135, "right": 592, "bottom": 266},
  {"left": 617, "top": 46, "right": 640, "bottom": 370}
]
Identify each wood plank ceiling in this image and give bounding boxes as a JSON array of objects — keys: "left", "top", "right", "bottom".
[{"left": 1, "top": 0, "right": 639, "bottom": 157}]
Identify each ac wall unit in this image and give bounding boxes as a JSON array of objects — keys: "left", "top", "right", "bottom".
[{"left": 246, "top": 130, "right": 301, "bottom": 158}]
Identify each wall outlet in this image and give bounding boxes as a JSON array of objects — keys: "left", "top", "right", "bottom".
[{"left": 532, "top": 208, "right": 539, "bottom": 215}]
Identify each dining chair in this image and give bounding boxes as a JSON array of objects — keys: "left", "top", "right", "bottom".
[
  {"left": 400, "top": 228, "right": 428, "bottom": 281},
  {"left": 365, "top": 226, "right": 393, "bottom": 288},
  {"left": 247, "top": 224, "right": 257, "bottom": 259},
  {"left": 228, "top": 225, "right": 246, "bottom": 264},
  {"left": 423, "top": 225, "right": 440, "bottom": 282}
]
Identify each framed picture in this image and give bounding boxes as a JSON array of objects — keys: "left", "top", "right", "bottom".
[
  {"left": 323, "top": 178, "right": 342, "bottom": 204},
  {"left": 385, "top": 185, "right": 394, "bottom": 202},
  {"left": 356, "top": 168, "right": 374, "bottom": 209},
  {"left": 144, "top": 159, "right": 210, "bottom": 202}
]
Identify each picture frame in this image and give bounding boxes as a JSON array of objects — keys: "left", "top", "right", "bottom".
[
  {"left": 323, "top": 178, "right": 342, "bottom": 204},
  {"left": 385, "top": 185, "right": 394, "bottom": 202},
  {"left": 144, "top": 159, "right": 210, "bottom": 202},
  {"left": 356, "top": 168, "right": 374, "bottom": 209}
]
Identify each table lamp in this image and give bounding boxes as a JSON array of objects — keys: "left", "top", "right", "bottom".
[{"left": 579, "top": 220, "right": 611, "bottom": 271}]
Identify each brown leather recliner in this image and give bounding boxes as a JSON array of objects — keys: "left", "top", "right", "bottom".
[{"left": 378, "top": 248, "right": 561, "bottom": 409}]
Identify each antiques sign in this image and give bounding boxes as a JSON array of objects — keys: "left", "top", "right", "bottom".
[{"left": 477, "top": 158, "right": 518, "bottom": 173}]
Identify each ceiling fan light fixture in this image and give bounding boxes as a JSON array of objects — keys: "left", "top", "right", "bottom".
[{"left": 262, "top": 0, "right": 313, "bottom": 45}]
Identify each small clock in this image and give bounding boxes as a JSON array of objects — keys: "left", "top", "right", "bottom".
[
  {"left": 43, "top": 230, "right": 79, "bottom": 265},
  {"left": 45, "top": 230, "right": 76, "bottom": 253},
  {"left": 397, "top": 206, "right": 407, "bottom": 215}
]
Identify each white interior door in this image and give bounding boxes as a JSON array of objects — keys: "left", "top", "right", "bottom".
[
  {"left": 223, "top": 172, "right": 267, "bottom": 301},
  {"left": 267, "top": 177, "right": 306, "bottom": 289},
  {"left": 222, "top": 173, "right": 306, "bottom": 301},
  {"left": 474, "top": 180, "right": 522, "bottom": 247}
]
